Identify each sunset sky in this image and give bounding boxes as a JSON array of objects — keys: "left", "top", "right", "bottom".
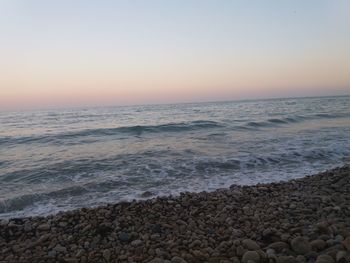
[{"left": 1, "top": 0, "right": 350, "bottom": 110}]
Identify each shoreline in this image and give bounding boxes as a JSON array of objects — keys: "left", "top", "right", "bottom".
[{"left": 1, "top": 166, "right": 349, "bottom": 262}]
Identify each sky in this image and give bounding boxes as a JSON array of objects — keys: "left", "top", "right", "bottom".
[{"left": 0, "top": 0, "right": 350, "bottom": 110}]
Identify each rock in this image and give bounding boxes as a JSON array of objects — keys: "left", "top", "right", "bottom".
[
  {"left": 296, "top": 255, "right": 306, "bottom": 263},
  {"left": 237, "top": 245, "right": 246, "bottom": 257},
  {"left": 315, "top": 255, "right": 335, "bottom": 263},
  {"left": 268, "top": 242, "right": 289, "bottom": 252},
  {"left": 96, "top": 224, "right": 113, "bottom": 236},
  {"left": 192, "top": 250, "right": 208, "bottom": 260},
  {"left": 344, "top": 236, "right": 350, "bottom": 251},
  {"left": 48, "top": 250, "right": 56, "bottom": 258},
  {"left": 64, "top": 258, "right": 78, "bottom": 263},
  {"left": 256, "top": 250, "right": 267, "bottom": 263},
  {"left": 53, "top": 244, "right": 67, "bottom": 253},
  {"left": 24, "top": 223, "right": 32, "bottom": 232},
  {"left": 118, "top": 232, "right": 131, "bottom": 242},
  {"left": 0, "top": 219, "right": 8, "bottom": 226},
  {"left": 336, "top": 251, "right": 347, "bottom": 263},
  {"left": 75, "top": 249, "right": 85, "bottom": 257},
  {"left": 242, "top": 251, "right": 260, "bottom": 263},
  {"left": 310, "top": 239, "right": 327, "bottom": 251},
  {"left": 243, "top": 239, "right": 260, "bottom": 250},
  {"left": 37, "top": 223, "right": 50, "bottom": 231},
  {"left": 277, "top": 256, "right": 299, "bottom": 263},
  {"left": 304, "top": 251, "right": 319, "bottom": 261},
  {"left": 103, "top": 249, "right": 111, "bottom": 262},
  {"left": 266, "top": 248, "right": 276, "bottom": 257},
  {"left": 0, "top": 166, "right": 349, "bottom": 263},
  {"left": 243, "top": 206, "right": 253, "bottom": 216},
  {"left": 291, "top": 237, "right": 311, "bottom": 255},
  {"left": 131, "top": 239, "right": 143, "bottom": 247},
  {"left": 208, "top": 257, "right": 228, "bottom": 263},
  {"left": 37, "top": 233, "right": 51, "bottom": 244},
  {"left": 171, "top": 256, "right": 187, "bottom": 263},
  {"left": 190, "top": 239, "right": 201, "bottom": 248}
]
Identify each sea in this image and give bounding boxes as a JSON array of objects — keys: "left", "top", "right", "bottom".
[{"left": 1, "top": 96, "right": 350, "bottom": 218}]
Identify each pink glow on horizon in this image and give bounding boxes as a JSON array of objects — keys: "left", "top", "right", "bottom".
[{"left": 1, "top": 1, "right": 350, "bottom": 110}]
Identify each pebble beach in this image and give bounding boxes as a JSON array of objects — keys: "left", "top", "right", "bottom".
[{"left": 1, "top": 166, "right": 349, "bottom": 263}]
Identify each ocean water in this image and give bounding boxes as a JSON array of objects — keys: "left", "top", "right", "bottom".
[{"left": 1, "top": 96, "right": 350, "bottom": 218}]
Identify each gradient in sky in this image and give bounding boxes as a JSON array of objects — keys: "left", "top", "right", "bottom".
[{"left": 1, "top": 0, "right": 350, "bottom": 109}]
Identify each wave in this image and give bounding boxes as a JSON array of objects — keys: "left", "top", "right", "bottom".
[
  {"left": 0, "top": 179, "right": 133, "bottom": 213},
  {"left": 238, "top": 113, "right": 349, "bottom": 130},
  {"left": 0, "top": 120, "right": 222, "bottom": 146},
  {"left": 2, "top": 144, "right": 349, "bottom": 214},
  {"left": 1, "top": 112, "right": 349, "bottom": 146}
]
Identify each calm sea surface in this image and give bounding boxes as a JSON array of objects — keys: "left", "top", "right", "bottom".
[{"left": 1, "top": 96, "right": 350, "bottom": 218}]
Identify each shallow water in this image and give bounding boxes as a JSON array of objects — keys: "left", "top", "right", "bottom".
[{"left": 1, "top": 96, "right": 350, "bottom": 218}]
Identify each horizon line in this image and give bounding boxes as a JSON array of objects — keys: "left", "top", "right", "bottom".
[{"left": 1, "top": 93, "right": 350, "bottom": 113}]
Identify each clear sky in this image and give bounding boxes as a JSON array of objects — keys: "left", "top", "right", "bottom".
[{"left": 1, "top": 0, "right": 349, "bottom": 110}]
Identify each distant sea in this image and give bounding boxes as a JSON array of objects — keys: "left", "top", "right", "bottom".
[{"left": 1, "top": 96, "right": 350, "bottom": 218}]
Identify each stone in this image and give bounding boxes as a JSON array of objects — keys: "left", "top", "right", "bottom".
[
  {"left": 242, "top": 251, "right": 260, "bottom": 263},
  {"left": 24, "top": 223, "right": 32, "bottom": 232},
  {"left": 64, "top": 258, "right": 78, "bottom": 263},
  {"left": 344, "top": 236, "right": 350, "bottom": 251},
  {"left": 118, "top": 232, "right": 131, "bottom": 242},
  {"left": 37, "top": 233, "right": 51, "bottom": 243},
  {"left": 237, "top": 245, "right": 246, "bottom": 257},
  {"left": 0, "top": 219, "right": 8, "bottom": 226},
  {"left": 48, "top": 250, "right": 56, "bottom": 258},
  {"left": 268, "top": 242, "right": 289, "bottom": 252},
  {"left": 242, "top": 239, "right": 260, "bottom": 250},
  {"left": 336, "top": 251, "right": 347, "bottom": 263},
  {"left": 131, "top": 239, "right": 143, "bottom": 247},
  {"left": 103, "top": 249, "right": 111, "bottom": 262},
  {"left": 53, "top": 244, "right": 67, "bottom": 253},
  {"left": 149, "top": 259, "right": 164, "bottom": 263},
  {"left": 266, "top": 249, "right": 276, "bottom": 256},
  {"left": 296, "top": 255, "right": 306, "bottom": 263},
  {"left": 243, "top": 206, "right": 253, "bottom": 216},
  {"left": 335, "top": 235, "right": 344, "bottom": 242},
  {"left": 310, "top": 239, "right": 327, "bottom": 251},
  {"left": 171, "top": 256, "right": 187, "bottom": 263},
  {"left": 277, "top": 256, "right": 299, "bottom": 263},
  {"left": 315, "top": 255, "right": 335, "bottom": 263},
  {"left": 291, "top": 237, "right": 311, "bottom": 255},
  {"left": 75, "top": 249, "right": 85, "bottom": 257},
  {"left": 192, "top": 250, "right": 208, "bottom": 260},
  {"left": 37, "top": 223, "right": 50, "bottom": 231}
]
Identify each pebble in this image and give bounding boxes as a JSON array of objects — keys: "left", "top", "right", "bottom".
[
  {"left": 269, "top": 242, "right": 289, "bottom": 252},
  {"left": 242, "top": 251, "right": 260, "bottom": 263},
  {"left": 0, "top": 166, "right": 349, "bottom": 263},
  {"left": 150, "top": 258, "right": 164, "bottom": 263},
  {"left": 291, "top": 237, "right": 311, "bottom": 255},
  {"left": 336, "top": 251, "right": 347, "bottom": 263},
  {"left": 102, "top": 249, "right": 111, "bottom": 262},
  {"left": 118, "top": 232, "right": 131, "bottom": 242},
  {"left": 37, "top": 223, "right": 50, "bottom": 231},
  {"left": 311, "top": 240, "right": 327, "bottom": 251},
  {"left": 315, "top": 255, "right": 335, "bottom": 263},
  {"left": 243, "top": 239, "right": 260, "bottom": 251},
  {"left": 277, "top": 256, "right": 299, "bottom": 263},
  {"left": 54, "top": 244, "right": 67, "bottom": 253},
  {"left": 344, "top": 236, "right": 350, "bottom": 251},
  {"left": 171, "top": 256, "right": 187, "bottom": 263},
  {"left": 131, "top": 239, "right": 143, "bottom": 247}
]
